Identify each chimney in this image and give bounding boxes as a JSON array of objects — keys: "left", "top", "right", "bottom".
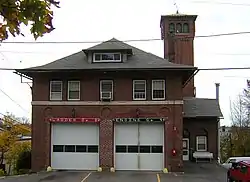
[
  {"left": 160, "top": 13, "right": 198, "bottom": 97},
  {"left": 215, "top": 83, "right": 220, "bottom": 100}
]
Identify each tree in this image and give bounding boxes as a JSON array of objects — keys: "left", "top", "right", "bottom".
[
  {"left": 0, "top": 113, "right": 30, "bottom": 168},
  {"left": 229, "top": 89, "right": 250, "bottom": 157},
  {"left": 0, "top": 0, "right": 60, "bottom": 41},
  {"left": 5, "top": 141, "right": 31, "bottom": 175}
]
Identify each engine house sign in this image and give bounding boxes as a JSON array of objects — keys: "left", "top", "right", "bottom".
[{"left": 113, "top": 118, "right": 165, "bottom": 123}]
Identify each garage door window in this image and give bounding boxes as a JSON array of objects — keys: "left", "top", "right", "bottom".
[
  {"left": 76, "top": 145, "right": 87, "bottom": 152},
  {"left": 53, "top": 145, "right": 98, "bottom": 153},
  {"left": 53, "top": 145, "right": 64, "bottom": 152},
  {"left": 65, "top": 145, "right": 75, "bottom": 152},
  {"left": 128, "top": 146, "right": 139, "bottom": 153},
  {"left": 116, "top": 145, "right": 163, "bottom": 153}
]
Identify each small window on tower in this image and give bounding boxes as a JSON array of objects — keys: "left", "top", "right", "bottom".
[
  {"left": 169, "top": 23, "right": 175, "bottom": 33},
  {"left": 183, "top": 23, "right": 189, "bottom": 33},
  {"left": 176, "top": 23, "right": 182, "bottom": 33}
]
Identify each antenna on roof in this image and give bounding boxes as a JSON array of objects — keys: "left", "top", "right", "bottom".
[{"left": 174, "top": 0, "right": 180, "bottom": 14}]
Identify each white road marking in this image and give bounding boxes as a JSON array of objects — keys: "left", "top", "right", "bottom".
[{"left": 81, "top": 172, "right": 92, "bottom": 182}]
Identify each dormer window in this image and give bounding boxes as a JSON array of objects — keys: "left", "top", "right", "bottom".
[{"left": 93, "top": 53, "right": 121, "bottom": 63}]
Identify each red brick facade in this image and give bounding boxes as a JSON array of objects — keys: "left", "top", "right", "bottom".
[{"left": 32, "top": 104, "right": 184, "bottom": 172}]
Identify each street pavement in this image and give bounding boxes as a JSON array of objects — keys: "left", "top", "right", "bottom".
[{"left": 0, "top": 163, "right": 227, "bottom": 182}]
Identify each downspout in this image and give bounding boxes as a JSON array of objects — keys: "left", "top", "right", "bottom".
[{"left": 215, "top": 83, "right": 221, "bottom": 163}]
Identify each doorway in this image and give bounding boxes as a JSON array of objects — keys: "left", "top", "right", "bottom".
[{"left": 183, "top": 138, "right": 189, "bottom": 161}]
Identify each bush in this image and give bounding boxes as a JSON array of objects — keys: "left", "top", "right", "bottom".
[
  {"left": 16, "top": 150, "right": 31, "bottom": 173},
  {"left": 0, "top": 169, "right": 5, "bottom": 176},
  {"left": 18, "top": 169, "right": 31, "bottom": 175}
]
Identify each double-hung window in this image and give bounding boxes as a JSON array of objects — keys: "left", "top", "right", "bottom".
[
  {"left": 100, "top": 80, "right": 113, "bottom": 100},
  {"left": 133, "top": 80, "right": 146, "bottom": 100},
  {"left": 152, "top": 80, "right": 165, "bottom": 100},
  {"left": 196, "top": 136, "right": 207, "bottom": 151},
  {"left": 68, "top": 81, "right": 80, "bottom": 100},
  {"left": 50, "top": 81, "right": 62, "bottom": 100}
]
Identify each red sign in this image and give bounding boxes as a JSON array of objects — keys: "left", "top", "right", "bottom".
[{"left": 48, "top": 117, "right": 100, "bottom": 123}]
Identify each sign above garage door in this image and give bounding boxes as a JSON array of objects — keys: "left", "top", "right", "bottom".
[
  {"left": 113, "top": 118, "right": 165, "bottom": 123},
  {"left": 48, "top": 117, "right": 101, "bottom": 123}
]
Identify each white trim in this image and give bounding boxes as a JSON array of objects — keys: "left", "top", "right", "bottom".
[
  {"left": 93, "top": 53, "right": 122, "bottom": 63},
  {"left": 100, "top": 80, "right": 113, "bottom": 100},
  {"left": 32, "top": 100, "right": 184, "bottom": 106},
  {"left": 133, "top": 80, "right": 146, "bottom": 101},
  {"left": 67, "top": 81, "right": 81, "bottom": 101},
  {"left": 182, "top": 138, "right": 189, "bottom": 161},
  {"left": 196, "top": 136, "right": 207, "bottom": 152},
  {"left": 152, "top": 80, "right": 166, "bottom": 100},
  {"left": 50, "top": 81, "right": 63, "bottom": 101}
]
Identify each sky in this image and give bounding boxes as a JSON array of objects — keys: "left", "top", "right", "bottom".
[{"left": 0, "top": 0, "right": 250, "bottom": 126}]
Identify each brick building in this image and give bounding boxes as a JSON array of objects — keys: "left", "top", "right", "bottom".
[{"left": 16, "top": 13, "right": 222, "bottom": 172}]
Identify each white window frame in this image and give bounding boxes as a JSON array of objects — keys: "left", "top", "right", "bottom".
[
  {"left": 100, "top": 80, "right": 113, "bottom": 100},
  {"left": 50, "top": 81, "right": 63, "bottom": 101},
  {"left": 152, "top": 80, "right": 165, "bottom": 100},
  {"left": 67, "top": 81, "right": 80, "bottom": 101},
  {"left": 196, "top": 136, "right": 207, "bottom": 152},
  {"left": 133, "top": 80, "right": 146, "bottom": 101},
  {"left": 93, "top": 53, "right": 121, "bottom": 63}
]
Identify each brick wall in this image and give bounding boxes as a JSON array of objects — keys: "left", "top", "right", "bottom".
[{"left": 31, "top": 104, "right": 183, "bottom": 172}]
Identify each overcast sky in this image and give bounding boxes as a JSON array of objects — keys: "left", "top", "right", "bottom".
[{"left": 0, "top": 0, "right": 250, "bottom": 126}]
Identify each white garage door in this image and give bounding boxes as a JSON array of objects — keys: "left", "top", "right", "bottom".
[
  {"left": 115, "top": 123, "right": 164, "bottom": 170},
  {"left": 51, "top": 123, "right": 99, "bottom": 170}
]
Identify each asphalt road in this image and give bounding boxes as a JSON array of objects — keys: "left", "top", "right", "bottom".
[{"left": 0, "top": 163, "right": 227, "bottom": 182}]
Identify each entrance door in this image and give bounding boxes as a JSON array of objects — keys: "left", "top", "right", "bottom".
[{"left": 182, "top": 138, "right": 189, "bottom": 161}]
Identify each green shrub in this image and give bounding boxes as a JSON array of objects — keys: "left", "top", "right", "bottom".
[
  {"left": 18, "top": 169, "right": 31, "bottom": 175},
  {"left": 16, "top": 150, "right": 31, "bottom": 172},
  {"left": 0, "top": 169, "right": 5, "bottom": 176}
]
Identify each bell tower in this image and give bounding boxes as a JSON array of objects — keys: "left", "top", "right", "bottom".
[{"left": 160, "top": 13, "right": 197, "bottom": 97}]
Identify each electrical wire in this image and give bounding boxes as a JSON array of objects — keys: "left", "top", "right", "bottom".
[
  {"left": 0, "top": 31, "right": 250, "bottom": 44},
  {"left": 190, "top": 0, "right": 250, "bottom": 6},
  {"left": 0, "top": 87, "right": 30, "bottom": 113}
]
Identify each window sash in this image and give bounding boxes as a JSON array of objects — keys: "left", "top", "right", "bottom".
[
  {"left": 152, "top": 80, "right": 165, "bottom": 100},
  {"left": 100, "top": 80, "right": 113, "bottom": 92},
  {"left": 93, "top": 53, "right": 121, "bottom": 62},
  {"left": 196, "top": 136, "right": 207, "bottom": 151},
  {"left": 133, "top": 80, "right": 146, "bottom": 100},
  {"left": 68, "top": 81, "right": 80, "bottom": 100},
  {"left": 100, "top": 80, "right": 113, "bottom": 100},
  {"left": 50, "top": 81, "right": 62, "bottom": 100}
]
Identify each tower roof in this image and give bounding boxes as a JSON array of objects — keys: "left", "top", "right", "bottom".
[{"left": 160, "top": 13, "right": 198, "bottom": 23}]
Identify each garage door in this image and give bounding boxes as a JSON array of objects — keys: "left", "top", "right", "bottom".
[
  {"left": 115, "top": 123, "right": 164, "bottom": 170},
  {"left": 51, "top": 123, "right": 99, "bottom": 170}
]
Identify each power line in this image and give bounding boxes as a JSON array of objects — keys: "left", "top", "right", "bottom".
[
  {"left": 199, "top": 67, "right": 250, "bottom": 71},
  {"left": 0, "top": 87, "right": 29, "bottom": 113},
  {"left": 0, "top": 31, "right": 250, "bottom": 44},
  {"left": 3, "top": 50, "right": 250, "bottom": 56},
  {"left": 190, "top": 0, "right": 250, "bottom": 6},
  {"left": 1, "top": 66, "right": 250, "bottom": 71}
]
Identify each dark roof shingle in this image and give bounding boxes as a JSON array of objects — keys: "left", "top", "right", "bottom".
[
  {"left": 16, "top": 38, "right": 197, "bottom": 72},
  {"left": 184, "top": 97, "right": 223, "bottom": 118}
]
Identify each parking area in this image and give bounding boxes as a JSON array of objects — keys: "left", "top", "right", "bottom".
[{"left": 0, "top": 163, "right": 227, "bottom": 182}]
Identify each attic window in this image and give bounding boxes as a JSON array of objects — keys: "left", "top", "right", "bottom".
[{"left": 93, "top": 53, "right": 121, "bottom": 62}]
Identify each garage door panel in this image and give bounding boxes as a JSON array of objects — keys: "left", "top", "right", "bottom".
[
  {"left": 51, "top": 153, "right": 98, "bottom": 170},
  {"left": 52, "top": 124, "right": 99, "bottom": 145},
  {"left": 139, "top": 154, "right": 163, "bottom": 170},
  {"left": 115, "top": 123, "right": 164, "bottom": 171},
  {"left": 139, "top": 124, "right": 163, "bottom": 145},
  {"left": 51, "top": 123, "right": 99, "bottom": 170},
  {"left": 115, "top": 124, "right": 138, "bottom": 145},
  {"left": 115, "top": 154, "right": 138, "bottom": 170}
]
